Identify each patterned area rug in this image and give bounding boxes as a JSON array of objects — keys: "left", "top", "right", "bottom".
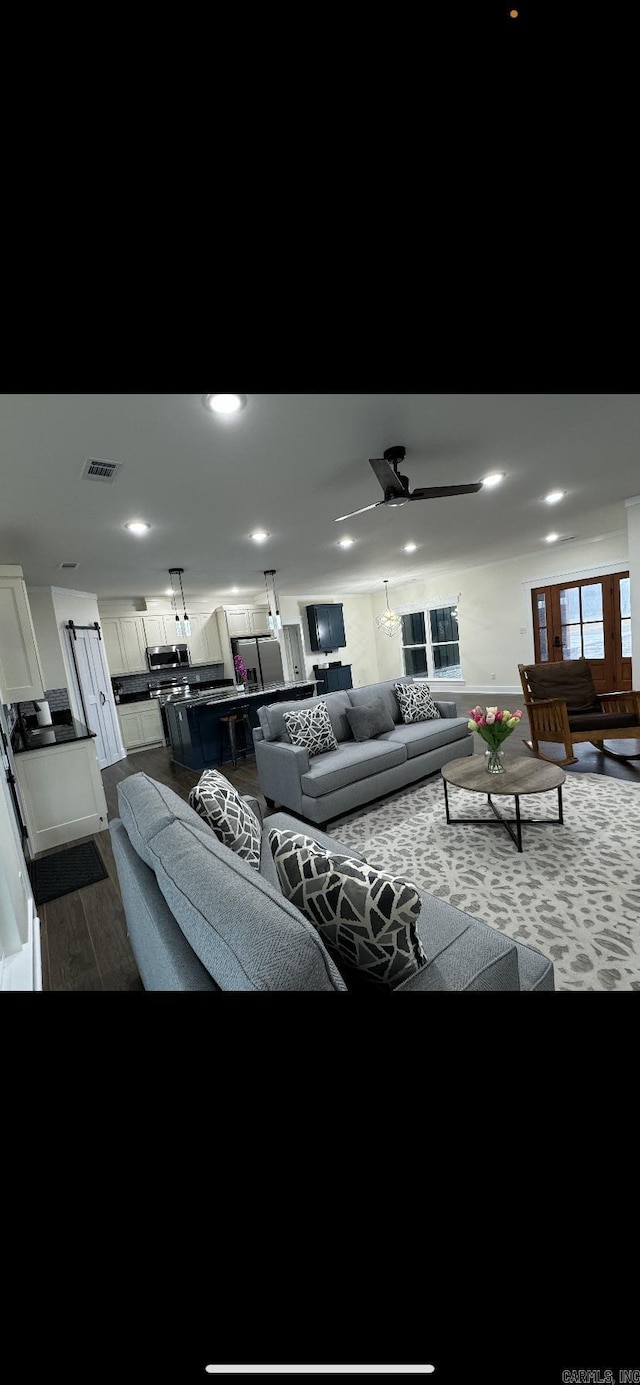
[{"left": 332, "top": 772, "right": 640, "bottom": 992}]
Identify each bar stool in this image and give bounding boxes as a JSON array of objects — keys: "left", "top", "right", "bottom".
[{"left": 219, "top": 705, "right": 252, "bottom": 768}]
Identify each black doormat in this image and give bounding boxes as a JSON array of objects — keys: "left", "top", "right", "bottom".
[{"left": 29, "top": 840, "right": 108, "bottom": 906}]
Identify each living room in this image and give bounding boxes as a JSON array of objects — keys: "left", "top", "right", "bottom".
[{"left": 1, "top": 393, "right": 639, "bottom": 992}]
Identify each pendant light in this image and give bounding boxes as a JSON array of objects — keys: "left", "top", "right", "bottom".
[
  {"left": 264, "top": 569, "right": 282, "bottom": 632},
  {"left": 168, "top": 568, "right": 183, "bottom": 638},
  {"left": 376, "top": 579, "right": 402, "bottom": 637},
  {"left": 176, "top": 568, "right": 191, "bottom": 637}
]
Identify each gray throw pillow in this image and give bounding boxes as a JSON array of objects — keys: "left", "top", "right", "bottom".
[
  {"left": 268, "top": 827, "right": 426, "bottom": 990},
  {"left": 345, "top": 699, "right": 395, "bottom": 741},
  {"left": 394, "top": 680, "right": 441, "bottom": 723},
  {"left": 188, "top": 769, "right": 261, "bottom": 869}
]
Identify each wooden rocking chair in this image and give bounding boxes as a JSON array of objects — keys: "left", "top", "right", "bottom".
[{"left": 518, "top": 658, "right": 640, "bottom": 767}]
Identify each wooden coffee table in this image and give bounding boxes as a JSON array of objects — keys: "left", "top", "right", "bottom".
[{"left": 441, "top": 754, "right": 566, "bottom": 853}]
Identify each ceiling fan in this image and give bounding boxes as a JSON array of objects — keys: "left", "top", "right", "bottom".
[{"left": 335, "top": 445, "right": 483, "bottom": 523}]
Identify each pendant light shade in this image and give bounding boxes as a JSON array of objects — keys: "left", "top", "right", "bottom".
[
  {"left": 376, "top": 580, "right": 402, "bottom": 637},
  {"left": 168, "top": 568, "right": 191, "bottom": 637}
]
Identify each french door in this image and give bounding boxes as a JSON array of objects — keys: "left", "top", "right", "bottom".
[{"left": 532, "top": 571, "right": 631, "bottom": 694}]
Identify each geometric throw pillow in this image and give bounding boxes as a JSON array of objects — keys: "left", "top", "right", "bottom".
[
  {"left": 345, "top": 699, "right": 395, "bottom": 741},
  {"left": 282, "top": 702, "right": 338, "bottom": 755},
  {"left": 188, "top": 768, "right": 261, "bottom": 870},
  {"left": 394, "top": 680, "right": 442, "bottom": 724},
  {"left": 268, "top": 827, "right": 426, "bottom": 990}
]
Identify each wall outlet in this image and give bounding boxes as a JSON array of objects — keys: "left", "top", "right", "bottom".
[
  {"left": 519, "top": 627, "right": 527, "bottom": 635},
  {"left": 491, "top": 673, "right": 496, "bottom": 680}
]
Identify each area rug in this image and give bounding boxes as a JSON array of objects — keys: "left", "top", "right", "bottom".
[
  {"left": 332, "top": 773, "right": 640, "bottom": 992},
  {"left": 29, "top": 840, "right": 108, "bottom": 906}
]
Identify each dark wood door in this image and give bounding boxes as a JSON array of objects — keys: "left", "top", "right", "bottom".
[{"left": 532, "top": 571, "right": 631, "bottom": 693}]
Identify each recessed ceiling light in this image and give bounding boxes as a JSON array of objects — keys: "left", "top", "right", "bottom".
[
  {"left": 545, "top": 490, "right": 566, "bottom": 504},
  {"left": 125, "top": 520, "right": 150, "bottom": 534},
  {"left": 546, "top": 533, "right": 559, "bottom": 543},
  {"left": 403, "top": 542, "right": 417, "bottom": 553},
  {"left": 250, "top": 530, "right": 269, "bottom": 543},
  {"left": 231, "top": 586, "right": 239, "bottom": 593},
  {"left": 204, "top": 394, "right": 246, "bottom": 414},
  {"left": 482, "top": 473, "right": 506, "bottom": 488},
  {"left": 338, "top": 537, "right": 354, "bottom": 548}
]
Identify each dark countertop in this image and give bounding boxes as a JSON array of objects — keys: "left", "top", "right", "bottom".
[
  {"left": 115, "top": 677, "right": 234, "bottom": 705},
  {"left": 12, "top": 712, "right": 95, "bottom": 754},
  {"left": 165, "top": 680, "right": 316, "bottom": 710}
]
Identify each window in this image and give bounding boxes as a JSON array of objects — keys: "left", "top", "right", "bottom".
[{"left": 401, "top": 604, "right": 462, "bottom": 680}]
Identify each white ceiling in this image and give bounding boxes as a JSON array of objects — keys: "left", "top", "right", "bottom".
[{"left": 1, "top": 393, "right": 638, "bottom": 603}]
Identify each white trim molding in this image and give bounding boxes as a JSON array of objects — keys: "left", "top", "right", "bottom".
[{"left": 624, "top": 496, "right": 640, "bottom": 508}]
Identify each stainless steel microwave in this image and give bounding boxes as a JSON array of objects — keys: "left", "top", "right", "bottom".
[{"left": 146, "top": 644, "right": 190, "bottom": 671}]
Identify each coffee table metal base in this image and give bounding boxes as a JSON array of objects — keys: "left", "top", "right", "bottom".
[{"left": 442, "top": 779, "right": 564, "bottom": 853}]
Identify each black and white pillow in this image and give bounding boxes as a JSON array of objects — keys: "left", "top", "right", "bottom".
[
  {"left": 394, "top": 681, "right": 441, "bottom": 724},
  {"left": 269, "top": 828, "right": 426, "bottom": 990},
  {"left": 189, "top": 769, "right": 261, "bottom": 869},
  {"left": 282, "top": 702, "right": 338, "bottom": 755}
]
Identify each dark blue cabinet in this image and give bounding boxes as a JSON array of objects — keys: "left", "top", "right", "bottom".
[
  {"left": 313, "top": 665, "right": 352, "bottom": 694},
  {"left": 306, "top": 603, "right": 346, "bottom": 652}
]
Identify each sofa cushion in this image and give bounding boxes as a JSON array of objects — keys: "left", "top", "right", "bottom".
[
  {"left": 394, "top": 680, "right": 441, "bottom": 723},
  {"left": 345, "top": 698, "right": 395, "bottom": 741},
  {"left": 300, "top": 738, "right": 406, "bottom": 798},
  {"left": 269, "top": 828, "right": 427, "bottom": 990},
  {"left": 258, "top": 690, "right": 352, "bottom": 743},
  {"left": 524, "top": 658, "right": 599, "bottom": 712},
  {"left": 116, "top": 772, "right": 216, "bottom": 869},
  {"left": 283, "top": 702, "right": 339, "bottom": 755},
  {"left": 380, "top": 716, "right": 471, "bottom": 759},
  {"left": 148, "top": 818, "right": 347, "bottom": 991},
  {"left": 188, "top": 769, "right": 261, "bottom": 869},
  {"left": 348, "top": 676, "right": 413, "bottom": 725}
]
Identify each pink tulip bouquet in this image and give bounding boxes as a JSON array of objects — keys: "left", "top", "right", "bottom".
[{"left": 467, "top": 705, "right": 523, "bottom": 753}]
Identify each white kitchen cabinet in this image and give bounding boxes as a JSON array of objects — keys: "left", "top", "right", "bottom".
[
  {"left": 102, "top": 617, "right": 147, "bottom": 677},
  {"left": 0, "top": 567, "right": 45, "bottom": 703},
  {"left": 117, "top": 699, "right": 164, "bottom": 751},
  {"left": 225, "top": 606, "right": 271, "bottom": 638},
  {"left": 142, "top": 614, "right": 185, "bottom": 647},
  {"left": 15, "top": 736, "right": 108, "bottom": 853},
  {"left": 187, "top": 614, "right": 224, "bottom": 666}
]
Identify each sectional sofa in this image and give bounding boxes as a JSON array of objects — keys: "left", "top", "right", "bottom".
[
  {"left": 110, "top": 771, "right": 555, "bottom": 991},
  {"left": 252, "top": 675, "right": 474, "bottom": 826}
]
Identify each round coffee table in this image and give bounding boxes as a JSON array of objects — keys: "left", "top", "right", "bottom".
[{"left": 441, "top": 754, "right": 566, "bottom": 852}]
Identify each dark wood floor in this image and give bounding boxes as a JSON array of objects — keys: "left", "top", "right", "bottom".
[{"left": 39, "top": 735, "right": 639, "bottom": 991}]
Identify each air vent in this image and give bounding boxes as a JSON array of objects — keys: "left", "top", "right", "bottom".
[
  {"left": 81, "top": 458, "right": 122, "bottom": 483},
  {"left": 59, "top": 562, "right": 79, "bottom": 570}
]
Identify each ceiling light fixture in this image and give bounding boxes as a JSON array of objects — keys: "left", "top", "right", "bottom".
[
  {"left": 204, "top": 394, "right": 246, "bottom": 414},
  {"left": 125, "top": 520, "right": 150, "bottom": 534},
  {"left": 545, "top": 490, "right": 566, "bottom": 504},
  {"left": 250, "top": 530, "right": 269, "bottom": 543},
  {"left": 264, "top": 569, "right": 282, "bottom": 633},
  {"left": 545, "top": 533, "right": 559, "bottom": 543},
  {"left": 481, "top": 473, "right": 506, "bottom": 488},
  {"left": 167, "top": 568, "right": 182, "bottom": 638},
  {"left": 338, "top": 537, "right": 354, "bottom": 548},
  {"left": 403, "top": 542, "right": 417, "bottom": 553},
  {"left": 376, "top": 580, "right": 402, "bottom": 638},
  {"left": 169, "top": 567, "right": 191, "bottom": 637}
]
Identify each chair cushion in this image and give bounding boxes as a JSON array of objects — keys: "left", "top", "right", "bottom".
[
  {"left": 525, "top": 658, "right": 599, "bottom": 712},
  {"left": 394, "top": 680, "right": 442, "bottom": 723},
  {"left": 283, "top": 702, "right": 339, "bottom": 755},
  {"left": 300, "top": 738, "right": 406, "bottom": 798},
  {"left": 188, "top": 769, "right": 261, "bottom": 869},
  {"left": 268, "top": 828, "right": 427, "bottom": 990},
  {"left": 567, "top": 711, "right": 638, "bottom": 732},
  {"left": 345, "top": 698, "right": 395, "bottom": 741}
]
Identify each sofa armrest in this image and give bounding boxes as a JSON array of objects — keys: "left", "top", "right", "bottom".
[
  {"left": 243, "top": 794, "right": 263, "bottom": 824},
  {"left": 262, "top": 810, "right": 368, "bottom": 863},
  {"left": 253, "top": 739, "right": 310, "bottom": 815},
  {"left": 435, "top": 700, "right": 457, "bottom": 717}
]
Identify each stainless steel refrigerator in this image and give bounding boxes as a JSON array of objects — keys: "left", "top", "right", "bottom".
[{"left": 234, "top": 637, "right": 284, "bottom": 691}]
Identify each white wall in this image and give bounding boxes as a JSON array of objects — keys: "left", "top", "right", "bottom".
[
  {"left": 626, "top": 498, "right": 640, "bottom": 687},
  {"left": 26, "top": 587, "right": 68, "bottom": 691},
  {"left": 371, "top": 532, "right": 630, "bottom": 693},
  {"left": 281, "top": 595, "right": 380, "bottom": 688}
]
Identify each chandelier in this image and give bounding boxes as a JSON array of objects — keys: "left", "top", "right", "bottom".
[{"left": 376, "top": 580, "right": 402, "bottom": 638}]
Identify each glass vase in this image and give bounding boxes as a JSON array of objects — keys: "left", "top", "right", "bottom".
[{"left": 485, "top": 746, "right": 506, "bottom": 774}]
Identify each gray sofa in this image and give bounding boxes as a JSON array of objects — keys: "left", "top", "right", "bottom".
[
  {"left": 109, "top": 771, "right": 555, "bottom": 991},
  {"left": 253, "top": 676, "right": 474, "bottom": 826}
]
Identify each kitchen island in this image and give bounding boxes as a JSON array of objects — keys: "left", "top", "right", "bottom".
[{"left": 165, "top": 680, "right": 316, "bottom": 772}]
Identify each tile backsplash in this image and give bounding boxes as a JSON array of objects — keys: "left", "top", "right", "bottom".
[
  {"left": 113, "top": 662, "right": 226, "bottom": 696},
  {"left": 7, "top": 687, "right": 71, "bottom": 728}
]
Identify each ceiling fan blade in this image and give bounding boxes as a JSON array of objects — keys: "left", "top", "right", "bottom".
[
  {"left": 369, "top": 456, "right": 409, "bottom": 498},
  {"left": 409, "top": 482, "right": 483, "bottom": 499},
  {"left": 335, "top": 501, "right": 383, "bottom": 523}
]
